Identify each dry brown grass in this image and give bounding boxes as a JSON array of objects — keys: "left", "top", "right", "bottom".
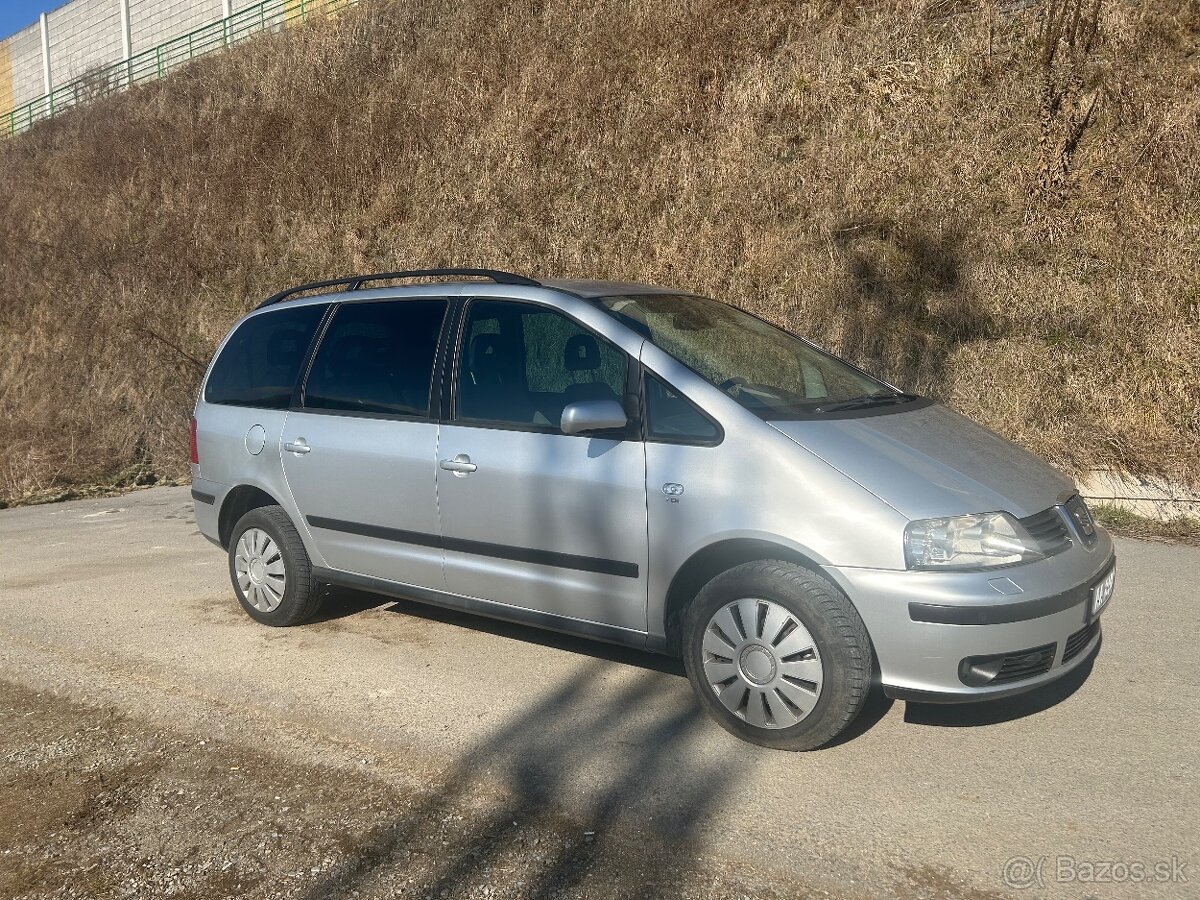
[{"left": 0, "top": 0, "right": 1197, "bottom": 503}]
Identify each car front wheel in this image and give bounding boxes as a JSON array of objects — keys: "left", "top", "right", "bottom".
[{"left": 682, "top": 560, "right": 873, "bottom": 750}]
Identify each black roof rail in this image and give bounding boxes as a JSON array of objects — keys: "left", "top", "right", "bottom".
[{"left": 255, "top": 268, "right": 541, "bottom": 309}]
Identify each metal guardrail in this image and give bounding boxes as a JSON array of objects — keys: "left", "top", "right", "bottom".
[{"left": 3, "top": 0, "right": 359, "bottom": 137}]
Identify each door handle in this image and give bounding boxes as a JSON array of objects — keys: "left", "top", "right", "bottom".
[
  {"left": 285, "top": 439, "right": 311, "bottom": 455},
  {"left": 439, "top": 453, "right": 477, "bottom": 476}
]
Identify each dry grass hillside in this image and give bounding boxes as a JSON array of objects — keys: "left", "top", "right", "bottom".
[{"left": 0, "top": 0, "right": 1196, "bottom": 504}]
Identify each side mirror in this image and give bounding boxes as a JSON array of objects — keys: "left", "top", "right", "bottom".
[{"left": 560, "top": 399, "right": 628, "bottom": 436}]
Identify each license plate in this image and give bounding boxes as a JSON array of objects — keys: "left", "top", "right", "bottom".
[{"left": 1091, "top": 564, "right": 1116, "bottom": 616}]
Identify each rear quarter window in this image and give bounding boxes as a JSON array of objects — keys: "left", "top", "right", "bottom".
[{"left": 204, "top": 305, "right": 327, "bottom": 409}]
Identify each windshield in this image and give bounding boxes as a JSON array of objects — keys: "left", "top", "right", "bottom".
[{"left": 598, "top": 294, "right": 912, "bottom": 419}]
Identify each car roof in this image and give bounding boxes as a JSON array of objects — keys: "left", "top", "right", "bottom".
[
  {"left": 539, "top": 278, "right": 689, "bottom": 299},
  {"left": 246, "top": 276, "right": 691, "bottom": 317}
]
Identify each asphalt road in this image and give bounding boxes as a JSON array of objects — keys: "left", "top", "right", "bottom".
[{"left": 0, "top": 486, "right": 1196, "bottom": 898}]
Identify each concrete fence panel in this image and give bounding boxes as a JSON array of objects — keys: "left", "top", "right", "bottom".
[
  {"left": 46, "top": 0, "right": 125, "bottom": 88},
  {"left": 129, "top": 0, "right": 224, "bottom": 56},
  {"left": 1, "top": 0, "right": 358, "bottom": 135},
  {"left": 6, "top": 23, "right": 44, "bottom": 110}
]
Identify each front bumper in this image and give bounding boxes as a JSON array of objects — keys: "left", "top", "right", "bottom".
[{"left": 825, "top": 528, "right": 1115, "bottom": 702}]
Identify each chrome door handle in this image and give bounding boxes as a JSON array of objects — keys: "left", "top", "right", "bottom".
[
  {"left": 285, "top": 439, "right": 311, "bottom": 455},
  {"left": 439, "top": 453, "right": 477, "bottom": 476}
]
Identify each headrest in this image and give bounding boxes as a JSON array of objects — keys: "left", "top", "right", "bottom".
[
  {"left": 564, "top": 333, "right": 600, "bottom": 372},
  {"left": 470, "top": 333, "right": 506, "bottom": 370}
]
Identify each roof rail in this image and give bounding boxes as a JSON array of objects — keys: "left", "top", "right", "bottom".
[{"left": 255, "top": 268, "right": 541, "bottom": 309}]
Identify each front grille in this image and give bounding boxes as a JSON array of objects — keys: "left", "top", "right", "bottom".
[
  {"left": 1019, "top": 506, "right": 1073, "bottom": 557},
  {"left": 1064, "top": 494, "right": 1100, "bottom": 548},
  {"left": 1064, "top": 621, "right": 1100, "bottom": 663},
  {"left": 993, "top": 643, "right": 1056, "bottom": 684}
]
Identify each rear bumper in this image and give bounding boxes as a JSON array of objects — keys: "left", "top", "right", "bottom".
[
  {"left": 825, "top": 529, "right": 1115, "bottom": 701},
  {"left": 190, "top": 471, "right": 227, "bottom": 547}
]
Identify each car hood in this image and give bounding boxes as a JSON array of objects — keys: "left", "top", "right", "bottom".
[{"left": 769, "top": 403, "right": 1075, "bottom": 520}]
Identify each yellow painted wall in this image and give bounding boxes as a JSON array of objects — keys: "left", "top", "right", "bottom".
[{"left": 0, "top": 39, "right": 13, "bottom": 116}]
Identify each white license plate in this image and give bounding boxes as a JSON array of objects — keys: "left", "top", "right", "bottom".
[{"left": 1092, "top": 564, "right": 1116, "bottom": 615}]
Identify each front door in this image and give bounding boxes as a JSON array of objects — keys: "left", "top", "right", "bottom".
[
  {"left": 281, "top": 297, "right": 448, "bottom": 589},
  {"left": 436, "top": 299, "right": 649, "bottom": 635}
]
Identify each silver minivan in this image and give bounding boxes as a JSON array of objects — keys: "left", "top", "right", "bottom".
[{"left": 191, "top": 269, "right": 1114, "bottom": 750}]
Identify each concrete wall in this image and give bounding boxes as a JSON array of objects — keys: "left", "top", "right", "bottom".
[
  {"left": 0, "top": 39, "right": 11, "bottom": 112},
  {"left": 5, "top": 22, "right": 44, "bottom": 109},
  {"left": 128, "top": 1, "right": 223, "bottom": 56},
  {"left": 1, "top": 0, "right": 351, "bottom": 120},
  {"left": 46, "top": 0, "right": 124, "bottom": 88}
]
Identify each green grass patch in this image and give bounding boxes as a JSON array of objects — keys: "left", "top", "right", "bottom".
[{"left": 1092, "top": 502, "right": 1200, "bottom": 546}]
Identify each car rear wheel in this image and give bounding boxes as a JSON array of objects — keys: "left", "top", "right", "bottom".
[
  {"left": 228, "top": 505, "right": 321, "bottom": 626},
  {"left": 682, "top": 560, "right": 872, "bottom": 750}
]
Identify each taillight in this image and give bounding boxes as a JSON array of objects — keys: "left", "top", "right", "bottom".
[{"left": 189, "top": 416, "right": 199, "bottom": 465}]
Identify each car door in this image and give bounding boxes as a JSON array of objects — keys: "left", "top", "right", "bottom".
[
  {"left": 280, "top": 297, "right": 448, "bottom": 589},
  {"left": 436, "top": 298, "right": 650, "bottom": 636}
]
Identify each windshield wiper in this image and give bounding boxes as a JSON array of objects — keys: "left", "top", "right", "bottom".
[{"left": 814, "top": 392, "right": 920, "bottom": 414}]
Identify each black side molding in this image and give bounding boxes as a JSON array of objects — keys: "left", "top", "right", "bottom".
[
  {"left": 308, "top": 516, "right": 438, "bottom": 550},
  {"left": 191, "top": 489, "right": 216, "bottom": 505},
  {"left": 306, "top": 515, "right": 639, "bottom": 579},
  {"left": 909, "top": 587, "right": 1086, "bottom": 625},
  {"left": 908, "top": 557, "right": 1114, "bottom": 626}
]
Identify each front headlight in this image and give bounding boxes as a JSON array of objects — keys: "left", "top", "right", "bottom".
[{"left": 904, "top": 512, "right": 1043, "bottom": 570}]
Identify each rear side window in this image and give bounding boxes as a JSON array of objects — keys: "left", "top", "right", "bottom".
[
  {"left": 303, "top": 299, "right": 447, "bottom": 418},
  {"left": 644, "top": 373, "right": 720, "bottom": 443},
  {"left": 205, "top": 305, "right": 327, "bottom": 409}
]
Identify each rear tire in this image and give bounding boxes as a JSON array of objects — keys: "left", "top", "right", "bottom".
[
  {"left": 682, "top": 560, "right": 872, "bottom": 750},
  {"left": 228, "top": 505, "right": 321, "bottom": 626}
]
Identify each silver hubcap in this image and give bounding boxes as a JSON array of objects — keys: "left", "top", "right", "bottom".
[
  {"left": 234, "top": 528, "right": 286, "bottom": 612},
  {"left": 701, "top": 598, "right": 824, "bottom": 730}
]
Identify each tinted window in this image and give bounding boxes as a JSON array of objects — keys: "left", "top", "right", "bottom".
[
  {"left": 304, "top": 300, "right": 446, "bottom": 417},
  {"left": 205, "top": 305, "right": 326, "bottom": 409},
  {"left": 645, "top": 374, "right": 720, "bottom": 443},
  {"left": 456, "top": 300, "right": 626, "bottom": 429}
]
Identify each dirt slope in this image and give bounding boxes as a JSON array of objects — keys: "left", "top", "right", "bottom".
[{"left": 0, "top": 0, "right": 1196, "bottom": 502}]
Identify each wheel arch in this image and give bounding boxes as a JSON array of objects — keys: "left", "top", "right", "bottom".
[
  {"left": 662, "top": 537, "right": 851, "bottom": 656},
  {"left": 218, "top": 484, "right": 284, "bottom": 549}
]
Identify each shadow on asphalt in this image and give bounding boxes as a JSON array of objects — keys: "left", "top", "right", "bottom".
[
  {"left": 827, "top": 688, "right": 895, "bottom": 747},
  {"left": 903, "top": 639, "right": 1100, "bottom": 728},
  {"left": 298, "top": 583, "right": 910, "bottom": 894},
  {"left": 320, "top": 583, "right": 901, "bottom": 733},
  {"left": 316, "top": 583, "right": 687, "bottom": 675},
  {"left": 297, "top": 585, "right": 764, "bottom": 898},
  {"left": 317, "top": 580, "right": 1096, "bottom": 740}
]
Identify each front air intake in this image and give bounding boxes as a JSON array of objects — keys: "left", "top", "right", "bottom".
[{"left": 959, "top": 642, "right": 1056, "bottom": 687}]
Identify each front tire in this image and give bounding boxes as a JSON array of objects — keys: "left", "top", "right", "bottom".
[
  {"left": 682, "top": 560, "right": 872, "bottom": 750},
  {"left": 228, "top": 506, "right": 321, "bottom": 626}
]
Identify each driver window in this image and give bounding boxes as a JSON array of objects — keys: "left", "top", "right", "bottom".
[{"left": 455, "top": 300, "right": 626, "bottom": 430}]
